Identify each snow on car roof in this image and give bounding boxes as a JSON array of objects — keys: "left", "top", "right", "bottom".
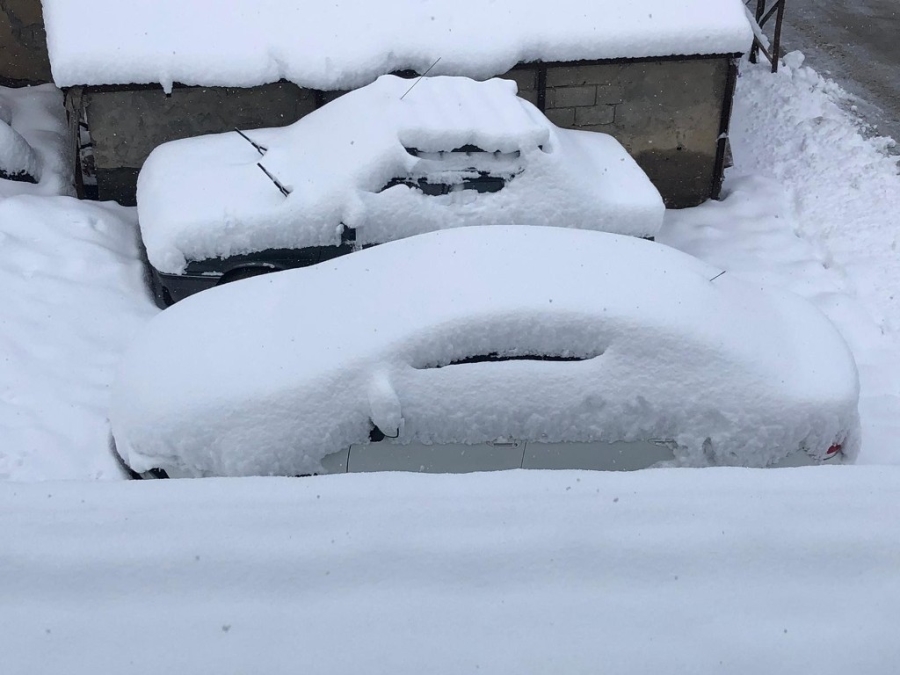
[
  {"left": 42, "top": 0, "right": 754, "bottom": 90},
  {"left": 137, "top": 75, "right": 665, "bottom": 274},
  {"left": 110, "top": 226, "right": 860, "bottom": 478}
]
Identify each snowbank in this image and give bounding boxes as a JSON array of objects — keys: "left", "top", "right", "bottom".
[
  {"left": 0, "top": 197, "right": 158, "bottom": 480},
  {"left": 733, "top": 53, "right": 900, "bottom": 336},
  {"left": 0, "top": 84, "right": 72, "bottom": 198},
  {"left": 111, "top": 226, "right": 859, "bottom": 477},
  {"left": 0, "top": 85, "right": 157, "bottom": 479},
  {"left": 2, "top": 468, "right": 899, "bottom": 674},
  {"left": 660, "top": 55, "right": 900, "bottom": 465},
  {"left": 138, "top": 75, "right": 664, "bottom": 273},
  {"left": 42, "top": 0, "right": 754, "bottom": 90}
]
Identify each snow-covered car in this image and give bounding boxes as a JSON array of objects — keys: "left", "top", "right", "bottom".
[
  {"left": 110, "top": 226, "right": 860, "bottom": 478},
  {"left": 0, "top": 95, "right": 41, "bottom": 185},
  {"left": 136, "top": 75, "right": 664, "bottom": 306}
]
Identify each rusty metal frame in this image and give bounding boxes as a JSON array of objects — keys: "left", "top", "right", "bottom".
[
  {"left": 536, "top": 65, "right": 548, "bottom": 112},
  {"left": 711, "top": 57, "right": 740, "bottom": 199},
  {"left": 748, "top": 0, "right": 787, "bottom": 72}
]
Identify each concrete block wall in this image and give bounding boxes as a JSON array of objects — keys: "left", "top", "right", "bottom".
[
  {"left": 505, "top": 67, "right": 539, "bottom": 108},
  {"left": 79, "top": 83, "right": 318, "bottom": 204},
  {"left": 0, "top": 0, "right": 52, "bottom": 84},
  {"left": 76, "top": 56, "right": 735, "bottom": 207},
  {"left": 505, "top": 57, "right": 734, "bottom": 207}
]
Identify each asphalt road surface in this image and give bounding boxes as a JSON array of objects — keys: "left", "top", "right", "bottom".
[{"left": 779, "top": 0, "right": 900, "bottom": 143}]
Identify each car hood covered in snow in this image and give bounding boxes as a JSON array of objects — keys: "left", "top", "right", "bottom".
[
  {"left": 136, "top": 75, "right": 664, "bottom": 273},
  {"left": 111, "top": 226, "right": 860, "bottom": 477}
]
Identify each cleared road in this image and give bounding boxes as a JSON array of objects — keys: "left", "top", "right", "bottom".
[{"left": 780, "top": 0, "right": 900, "bottom": 143}]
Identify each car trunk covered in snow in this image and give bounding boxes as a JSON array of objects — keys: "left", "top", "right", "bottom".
[{"left": 42, "top": 0, "right": 753, "bottom": 207}]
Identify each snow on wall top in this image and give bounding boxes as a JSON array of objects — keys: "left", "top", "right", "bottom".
[{"left": 41, "top": 0, "right": 754, "bottom": 90}]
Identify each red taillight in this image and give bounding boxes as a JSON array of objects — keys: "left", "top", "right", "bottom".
[{"left": 826, "top": 443, "right": 842, "bottom": 456}]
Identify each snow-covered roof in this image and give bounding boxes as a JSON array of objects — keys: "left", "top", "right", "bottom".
[
  {"left": 137, "top": 76, "right": 664, "bottom": 274},
  {"left": 42, "top": 0, "right": 754, "bottom": 90},
  {"left": 111, "top": 226, "right": 860, "bottom": 477}
]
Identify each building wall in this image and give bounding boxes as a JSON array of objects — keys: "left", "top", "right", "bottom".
[
  {"left": 540, "top": 58, "right": 733, "bottom": 208},
  {"left": 0, "top": 0, "right": 52, "bottom": 84},
  {"left": 77, "top": 55, "right": 736, "bottom": 207},
  {"left": 78, "top": 83, "right": 317, "bottom": 204}
]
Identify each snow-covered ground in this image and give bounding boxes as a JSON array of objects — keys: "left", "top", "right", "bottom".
[
  {"left": 0, "top": 197, "right": 157, "bottom": 479},
  {"left": 3, "top": 469, "right": 900, "bottom": 675}
]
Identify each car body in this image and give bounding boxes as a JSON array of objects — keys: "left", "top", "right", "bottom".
[
  {"left": 110, "top": 226, "right": 860, "bottom": 478},
  {"left": 0, "top": 117, "right": 41, "bottom": 184},
  {"left": 136, "top": 75, "right": 664, "bottom": 306}
]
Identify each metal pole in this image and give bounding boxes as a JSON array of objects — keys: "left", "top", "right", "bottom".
[
  {"left": 750, "top": 0, "right": 766, "bottom": 63},
  {"left": 771, "top": 0, "right": 786, "bottom": 72}
]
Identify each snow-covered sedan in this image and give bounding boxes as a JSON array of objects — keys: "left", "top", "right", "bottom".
[
  {"left": 110, "top": 226, "right": 860, "bottom": 478},
  {"left": 136, "top": 75, "right": 664, "bottom": 306},
  {"left": 0, "top": 103, "right": 41, "bottom": 184}
]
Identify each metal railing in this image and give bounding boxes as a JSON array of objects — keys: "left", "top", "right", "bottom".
[{"left": 747, "top": 0, "right": 786, "bottom": 72}]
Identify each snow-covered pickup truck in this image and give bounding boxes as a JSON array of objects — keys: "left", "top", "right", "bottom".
[
  {"left": 110, "top": 226, "right": 859, "bottom": 478},
  {"left": 136, "top": 75, "right": 664, "bottom": 306}
]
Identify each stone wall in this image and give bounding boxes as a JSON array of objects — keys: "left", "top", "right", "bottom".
[
  {"left": 0, "top": 0, "right": 52, "bottom": 84},
  {"left": 541, "top": 58, "right": 734, "bottom": 207},
  {"left": 78, "top": 83, "right": 318, "bottom": 204},
  {"left": 75, "top": 55, "right": 737, "bottom": 207}
]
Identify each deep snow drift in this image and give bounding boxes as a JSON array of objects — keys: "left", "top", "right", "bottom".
[
  {"left": 733, "top": 52, "right": 900, "bottom": 336},
  {"left": 42, "top": 0, "right": 753, "bottom": 90},
  {"left": 0, "top": 197, "right": 158, "bottom": 480},
  {"left": 2, "top": 468, "right": 899, "bottom": 675},
  {"left": 137, "top": 75, "right": 663, "bottom": 274}
]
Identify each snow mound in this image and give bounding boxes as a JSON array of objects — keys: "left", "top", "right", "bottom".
[
  {"left": 0, "top": 197, "right": 158, "bottom": 480},
  {"left": 111, "top": 226, "right": 860, "bottom": 477},
  {"left": 137, "top": 75, "right": 664, "bottom": 273},
  {"left": 3, "top": 469, "right": 899, "bottom": 674},
  {"left": 42, "top": 0, "right": 754, "bottom": 90},
  {"left": 731, "top": 54, "right": 900, "bottom": 336}
]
